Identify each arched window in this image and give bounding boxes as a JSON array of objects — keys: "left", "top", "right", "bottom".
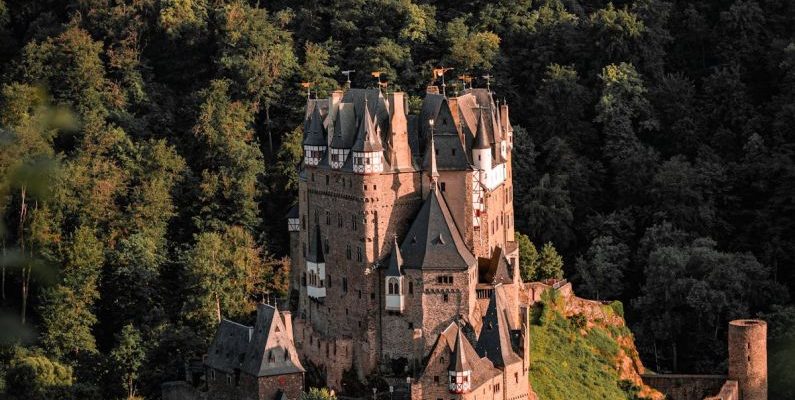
[{"left": 387, "top": 278, "right": 400, "bottom": 295}]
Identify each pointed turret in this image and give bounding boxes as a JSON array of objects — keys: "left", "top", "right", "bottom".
[
  {"left": 448, "top": 328, "right": 473, "bottom": 394},
  {"left": 472, "top": 107, "right": 493, "bottom": 183},
  {"left": 352, "top": 98, "right": 385, "bottom": 174},
  {"left": 385, "top": 235, "right": 403, "bottom": 277},
  {"left": 303, "top": 103, "right": 327, "bottom": 166}
]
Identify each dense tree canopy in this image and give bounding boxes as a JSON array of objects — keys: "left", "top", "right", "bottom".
[{"left": 0, "top": 0, "right": 793, "bottom": 398}]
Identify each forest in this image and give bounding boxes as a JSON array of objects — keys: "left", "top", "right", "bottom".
[{"left": 0, "top": 0, "right": 793, "bottom": 399}]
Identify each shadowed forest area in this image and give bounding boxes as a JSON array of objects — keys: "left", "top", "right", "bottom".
[{"left": 0, "top": 0, "right": 793, "bottom": 399}]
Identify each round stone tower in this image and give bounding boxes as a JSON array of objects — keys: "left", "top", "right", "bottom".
[{"left": 728, "top": 319, "right": 767, "bottom": 400}]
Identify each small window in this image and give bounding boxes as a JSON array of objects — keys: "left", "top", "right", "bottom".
[
  {"left": 408, "top": 281, "right": 413, "bottom": 295},
  {"left": 358, "top": 290, "right": 362, "bottom": 299},
  {"left": 440, "top": 182, "right": 446, "bottom": 192},
  {"left": 346, "top": 244, "right": 352, "bottom": 260},
  {"left": 409, "top": 322, "right": 414, "bottom": 330},
  {"left": 451, "top": 148, "right": 456, "bottom": 156},
  {"left": 325, "top": 175, "right": 329, "bottom": 185},
  {"left": 356, "top": 246, "right": 362, "bottom": 262},
  {"left": 326, "top": 211, "right": 331, "bottom": 225},
  {"left": 343, "top": 277, "right": 348, "bottom": 292},
  {"left": 434, "top": 376, "right": 439, "bottom": 383},
  {"left": 443, "top": 293, "right": 449, "bottom": 302}
]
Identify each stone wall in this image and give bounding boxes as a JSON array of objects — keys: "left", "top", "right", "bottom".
[
  {"left": 704, "top": 380, "right": 739, "bottom": 400},
  {"left": 255, "top": 373, "right": 304, "bottom": 400},
  {"left": 641, "top": 374, "right": 727, "bottom": 400}
]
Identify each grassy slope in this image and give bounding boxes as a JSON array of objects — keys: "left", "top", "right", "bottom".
[{"left": 528, "top": 292, "right": 642, "bottom": 400}]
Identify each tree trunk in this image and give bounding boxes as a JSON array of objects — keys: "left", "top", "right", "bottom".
[
  {"left": 215, "top": 292, "right": 221, "bottom": 322},
  {"left": 18, "top": 187, "right": 29, "bottom": 324},
  {"left": 1, "top": 242, "right": 6, "bottom": 301}
]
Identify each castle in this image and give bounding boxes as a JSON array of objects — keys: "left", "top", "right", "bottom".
[
  {"left": 286, "top": 85, "right": 532, "bottom": 399},
  {"left": 161, "top": 84, "right": 769, "bottom": 400}
]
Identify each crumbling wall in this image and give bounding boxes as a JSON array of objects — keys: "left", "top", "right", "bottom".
[{"left": 641, "top": 374, "right": 727, "bottom": 400}]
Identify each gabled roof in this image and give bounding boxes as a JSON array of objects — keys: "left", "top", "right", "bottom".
[
  {"left": 399, "top": 185, "right": 475, "bottom": 270},
  {"left": 206, "top": 320, "right": 253, "bottom": 373},
  {"left": 307, "top": 225, "right": 325, "bottom": 263},
  {"left": 303, "top": 102, "right": 327, "bottom": 146},
  {"left": 206, "top": 305, "right": 304, "bottom": 378},
  {"left": 242, "top": 304, "right": 305, "bottom": 377},
  {"left": 385, "top": 236, "right": 403, "bottom": 277},
  {"left": 428, "top": 322, "right": 501, "bottom": 389},
  {"left": 330, "top": 102, "right": 356, "bottom": 149},
  {"left": 476, "top": 286, "right": 522, "bottom": 368},
  {"left": 422, "top": 134, "right": 470, "bottom": 171},
  {"left": 479, "top": 247, "right": 513, "bottom": 285}
]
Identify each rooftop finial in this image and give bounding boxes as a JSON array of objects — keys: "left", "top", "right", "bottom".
[
  {"left": 301, "top": 82, "right": 312, "bottom": 99},
  {"left": 342, "top": 70, "right": 355, "bottom": 89},
  {"left": 482, "top": 74, "right": 493, "bottom": 93},
  {"left": 371, "top": 71, "right": 382, "bottom": 91}
]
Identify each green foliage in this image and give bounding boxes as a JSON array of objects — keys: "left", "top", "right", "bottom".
[
  {"left": 301, "top": 387, "right": 337, "bottom": 400},
  {"left": 529, "top": 301, "right": 634, "bottom": 400},
  {"left": 5, "top": 349, "right": 73, "bottom": 399},
  {"left": 576, "top": 236, "right": 629, "bottom": 300},
  {"left": 517, "top": 232, "right": 539, "bottom": 281},
  {"left": 537, "top": 242, "right": 564, "bottom": 280},
  {"left": 110, "top": 324, "right": 145, "bottom": 400}
]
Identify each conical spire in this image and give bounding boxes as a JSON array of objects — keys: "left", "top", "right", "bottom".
[
  {"left": 449, "top": 328, "right": 472, "bottom": 373},
  {"left": 303, "top": 103, "right": 327, "bottom": 146},
  {"left": 353, "top": 97, "right": 383, "bottom": 152},
  {"left": 307, "top": 225, "right": 325, "bottom": 263},
  {"left": 473, "top": 107, "right": 490, "bottom": 150},
  {"left": 385, "top": 235, "right": 403, "bottom": 277}
]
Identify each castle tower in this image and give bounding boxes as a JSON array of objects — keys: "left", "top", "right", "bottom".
[
  {"left": 448, "top": 330, "right": 472, "bottom": 394},
  {"left": 728, "top": 319, "right": 767, "bottom": 400}
]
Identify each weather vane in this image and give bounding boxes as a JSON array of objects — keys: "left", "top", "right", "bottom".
[
  {"left": 371, "top": 71, "right": 383, "bottom": 91},
  {"left": 342, "top": 70, "right": 355, "bottom": 88},
  {"left": 433, "top": 67, "right": 454, "bottom": 97},
  {"left": 458, "top": 74, "right": 472, "bottom": 91},
  {"left": 300, "top": 81, "right": 313, "bottom": 99}
]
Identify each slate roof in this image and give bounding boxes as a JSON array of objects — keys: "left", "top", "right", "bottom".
[
  {"left": 422, "top": 134, "right": 470, "bottom": 171},
  {"left": 206, "top": 305, "right": 304, "bottom": 378},
  {"left": 473, "top": 108, "right": 490, "bottom": 150},
  {"left": 431, "top": 322, "right": 501, "bottom": 388},
  {"left": 475, "top": 286, "right": 522, "bottom": 368},
  {"left": 399, "top": 185, "right": 475, "bottom": 270},
  {"left": 385, "top": 236, "right": 403, "bottom": 277},
  {"left": 206, "top": 320, "right": 253, "bottom": 373},
  {"left": 479, "top": 247, "right": 513, "bottom": 285},
  {"left": 330, "top": 102, "right": 356, "bottom": 149},
  {"left": 242, "top": 304, "right": 305, "bottom": 377},
  {"left": 303, "top": 102, "right": 327, "bottom": 146},
  {"left": 286, "top": 205, "right": 298, "bottom": 219},
  {"left": 307, "top": 225, "right": 325, "bottom": 263}
]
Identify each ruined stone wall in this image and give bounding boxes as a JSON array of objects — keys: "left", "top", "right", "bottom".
[
  {"left": 704, "top": 380, "right": 739, "bottom": 400},
  {"left": 728, "top": 320, "right": 767, "bottom": 400},
  {"left": 641, "top": 374, "right": 727, "bottom": 400}
]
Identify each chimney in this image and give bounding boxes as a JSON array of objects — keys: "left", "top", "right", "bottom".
[
  {"left": 426, "top": 86, "right": 439, "bottom": 94},
  {"left": 447, "top": 97, "right": 464, "bottom": 146},
  {"left": 388, "top": 92, "right": 412, "bottom": 171},
  {"left": 330, "top": 90, "right": 343, "bottom": 110},
  {"left": 281, "top": 310, "right": 294, "bottom": 342}
]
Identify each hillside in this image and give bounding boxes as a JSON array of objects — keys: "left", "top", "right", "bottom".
[{"left": 528, "top": 288, "right": 662, "bottom": 400}]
